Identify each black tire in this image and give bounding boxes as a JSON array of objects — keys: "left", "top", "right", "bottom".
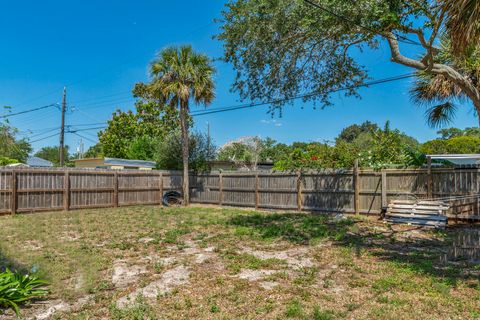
[{"left": 162, "top": 191, "right": 183, "bottom": 206}]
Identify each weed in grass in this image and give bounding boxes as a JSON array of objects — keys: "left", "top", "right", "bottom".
[
  {"left": 153, "top": 261, "right": 164, "bottom": 273},
  {"left": 110, "top": 295, "right": 157, "bottom": 320},
  {"left": 372, "top": 276, "right": 401, "bottom": 293},
  {"left": 184, "top": 297, "right": 193, "bottom": 309},
  {"left": 229, "top": 213, "right": 353, "bottom": 244},
  {"left": 285, "top": 299, "right": 304, "bottom": 318},
  {"left": 345, "top": 302, "right": 360, "bottom": 311},
  {"left": 210, "top": 304, "right": 220, "bottom": 313},
  {"left": 311, "top": 306, "right": 334, "bottom": 320},
  {"left": 222, "top": 251, "right": 285, "bottom": 273},
  {"left": 293, "top": 267, "right": 319, "bottom": 286},
  {"left": 163, "top": 228, "right": 190, "bottom": 244}
]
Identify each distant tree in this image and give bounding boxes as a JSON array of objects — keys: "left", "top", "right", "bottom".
[
  {"left": 436, "top": 127, "right": 480, "bottom": 140},
  {"left": 0, "top": 157, "right": 18, "bottom": 166},
  {"left": 0, "top": 123, "right": 31, "bottom": 162},
  {"left": 99, "top": 95, "right": 180, "bottom": 159},
  {"left": 83, "top": 144, "right": 104, "bottom": 158},
  {"left": 437, "top": 128, "right": 464, "bottom": 140},
  {"left": 34, "top": 146, "right": 69, "bottom": 165},
  {"left": 273, "top": 121, "right": 419, "bottom": 170},
  {"left": 126, "top": 136, "right": 157, "bottom": 161},
  {"left": 421, "top": 136, "right": 480, "bottom": 154},
  {"left": 336, "top": 121, "right": 378, "bottom": 143},
  {"left": 155, "top": 131, "right": 216, "bottom": 172},
  {"left": 146, "top": 46, "right": 215, "bottom": 205},
  {"left": 218, "top": 136, "right": 270, "bottom": 170}
]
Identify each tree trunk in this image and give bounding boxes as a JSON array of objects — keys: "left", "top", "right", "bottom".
[{"left": 180, "top": 100, "right": 190, "bottom": 206}]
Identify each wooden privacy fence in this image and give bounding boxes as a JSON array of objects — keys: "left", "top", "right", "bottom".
[
  {"left": 0, "top": 167, "right": 479, "bottom": 219},
  {"left": 0, "top": 168, "right": 181, "bottom": 214}
]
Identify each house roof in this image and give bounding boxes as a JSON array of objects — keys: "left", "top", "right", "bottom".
[
  {"left": 26, "top": 156, "right": 53, "bottom": 167},
  {"left": 74, "top": 157, "right": 156, "bottom": 168},
  {"left": 104, "top": 158, "right": 156, "bottom": 168}
]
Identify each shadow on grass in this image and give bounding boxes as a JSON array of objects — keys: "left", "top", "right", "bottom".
[
  {"left": 0, "top": 250, "right": 30, "bottom": 274},
  {"left": 340, "top": 225, "right": 480, "bottom": 286},
  {"left": 228, "top": 212, "right": 480, "bottom": 285},
  {"left": 229, "top": 212, "right": 354, "bottom": 244}
]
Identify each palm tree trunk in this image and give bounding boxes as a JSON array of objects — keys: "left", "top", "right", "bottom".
[{"left": 180, "top": 100, "right": 190, "bottom": 206}]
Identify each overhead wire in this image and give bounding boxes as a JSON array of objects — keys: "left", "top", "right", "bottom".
[{"left": 190, "top": 73, "right": 416, "bottom": 117}]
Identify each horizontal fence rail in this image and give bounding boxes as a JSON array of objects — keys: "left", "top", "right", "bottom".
[{"left": 0, "top": 167, "right": 479, "bottom": 219}]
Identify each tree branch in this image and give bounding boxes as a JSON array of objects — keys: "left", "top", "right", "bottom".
[{"left": 385, "top": 32, "right": 480, "bottom": 107}]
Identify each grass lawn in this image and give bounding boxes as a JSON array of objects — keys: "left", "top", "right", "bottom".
[{"left": 0, "top": 205, "right": 479, "bottom": 319}]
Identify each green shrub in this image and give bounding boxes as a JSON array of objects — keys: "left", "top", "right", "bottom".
[{"left": 0, "top": 269, "right": 48, "bottom": 316}]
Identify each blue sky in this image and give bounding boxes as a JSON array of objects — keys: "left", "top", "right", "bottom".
[{"left": 0, "top": 1, "right": 478, "bottom": 153}]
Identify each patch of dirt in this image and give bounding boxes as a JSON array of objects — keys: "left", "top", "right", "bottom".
[
  {"left": 30, "top": 300, "right": 70, "bottom": 320},
  {"left": 241, "top": 246, "right": 314, "bottom": 269},
  {"left": 138, "top": 237, "right": 155, "bottom": 244},
  {"left": 236, "top": 269, "right": 276, "bottom": 281},
  {"left": 112, "top": 260, "right": 147, "bottom": 288},
  {"left": 259, "top": 281, "right": 279, "bottom": 290},
  {"left": 116, "top": 265, "right": 191, "bottom": 308},
  {"left": 25, "top": 295, "right": 93, "bottom": 320},
  {"left": 23, "top": 240, "right": 43, "bottom": 251},
  {"left": 59, "top": 232, "right": 81, "bottom": 242}
]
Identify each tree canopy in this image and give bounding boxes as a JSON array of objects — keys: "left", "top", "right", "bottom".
[
  {"left": 0, "top": 123, "right": 31, "bottom": 163},
  {"left": 218, "top": 0, "right": 480, "bottom": 123},
  {"left": 34, "top": 146, "right": 70, "bottom": 166},
  {"left": 98, "top": 86, "right": 180, "bottom": 159}
]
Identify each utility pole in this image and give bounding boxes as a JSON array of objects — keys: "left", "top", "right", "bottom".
[{"left": 59, "top": 87, "right": 67, "bottom": 166}]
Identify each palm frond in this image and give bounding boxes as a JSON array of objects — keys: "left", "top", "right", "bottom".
[
  {"left": 425, "top": 102, "right": 458, "bottom": 128},
  {"left": 443, "top": 0, "right": 480, "bottom": 55}
]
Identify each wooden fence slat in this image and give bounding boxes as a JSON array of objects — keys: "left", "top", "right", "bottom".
[
  {"left": 353, "top": 159, "right": 360, "bottom": 215},
  {"left": 255, "top": 173, "right": 259, "bottom": 210},
  {"left": 64, "top": 171, "right": 70, "bottom": 211},
  {"left": 11, "top": 171, "right": 17, "bottom": 214},
  {"left": 114, "top": 172, "right": 118, "bottom": 208}
]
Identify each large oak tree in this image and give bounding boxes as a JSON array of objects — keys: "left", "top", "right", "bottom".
[{"left": 218, "top": 0, "right": 480, "bottom": 124}]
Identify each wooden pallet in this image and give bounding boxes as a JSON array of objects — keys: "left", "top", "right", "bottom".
[{"left": 384, "top": 200, "right": 449, "bottom": 228}]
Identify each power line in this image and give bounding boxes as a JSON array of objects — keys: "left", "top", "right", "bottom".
[
  {"left": 22, "top": 73, "right": 415, "bottom": 143},
  {"left": 303, "top": 0, "right": 423, "bottom": 47},
  {"left": 29, "top": 132, "right": 61, "bottom": 143},
  {"left": 191, "top": 73, "right": 415, "bottom": 117},
  {"left": 69, "top": 131, "right": 98, "bottom": 144},
  {"left": 11, "top": 22, "right": 216, "bottom": 112},
  {"left": 0, "top": 103, "right": 58, "bottom": 119},
  {"left": 68, "top": 126, "right": 106, "bottom": 133}
]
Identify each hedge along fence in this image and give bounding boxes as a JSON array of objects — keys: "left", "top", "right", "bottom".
[{"left": 0, "top": 166, "right": 479, "bottom": 219}]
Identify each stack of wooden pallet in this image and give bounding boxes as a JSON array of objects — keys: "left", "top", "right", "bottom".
[{"left": 384, "top": 200, "right": 449, "bottom": 228}]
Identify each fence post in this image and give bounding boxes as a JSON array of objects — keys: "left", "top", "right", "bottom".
[
  {"left": 219, "top": 172, "right": 223, "bottom": 206},
  {"left": 114, "top": 172, "right": 119, "bottom": 208},
  {"left": 353, "top": 159, "right": 360, "bottom": 215},
  {"left": 10, "top": 171, "right": 17, "bottom": 214},
  {"left": 427, "top": 156, "right": 433, "bottom": 199},
  {"left": 255, "top": 173, "right": 259, "bottom": 210},
  {"left": 381, "top": 170, "right": 387, "bottom": 210},
  {"left": 64, "top": 171, "right": 70, "bottom": 211},
  {"left": 296, "top": 171, "right": 303, "bottom": 212},
  {"left": 159, "top": 172, "right": 164, "bottom": 205}
]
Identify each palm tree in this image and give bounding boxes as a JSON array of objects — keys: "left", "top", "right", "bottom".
[
  {"left": 442, "top": 0, "right": 480, "bottom": 55},
  {"left": 411, "top": 36, "right": 480, "bottom": 127},
  {"left": 149, "top": 46, "right": 215, "bottom": 205}
]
